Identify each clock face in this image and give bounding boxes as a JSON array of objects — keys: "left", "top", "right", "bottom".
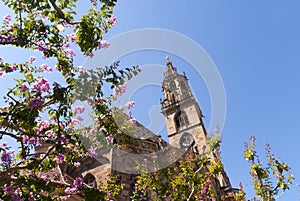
[{"left": 179, "top": 133, "right": 194, "bottom": 149}]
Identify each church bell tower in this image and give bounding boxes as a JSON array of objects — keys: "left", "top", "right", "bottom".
[{"left": 160, "top": 56, "right": 208, "bottom": 154}]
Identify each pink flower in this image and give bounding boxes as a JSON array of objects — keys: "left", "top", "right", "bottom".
[
  {"left": 3, "top": 14, "right": 12, "bottom": 22},
  {"left": 74, "top": 162, "right": 80, "bottom": 167},
  {"left": 64, "top": 43, "right": 70, "bottom": 48},
  {"left": 108, "top": 16, "right": 117, "bottom": 26},
  {"left": 6, "top": 26, "right": 13, "bottom": 31},
  {"left": 84, "top": 51, "right": 94, "bottom": 58},
  {"left": 9, "top": 65, "right": 17, "bottom": 71},
  {"left": 20, "top": 84, "right": 28, "bottom": 91},
  {"left": 65, "top": 49, "right": 76, "bottom": 58},
  {"left": 69, "top": 119, "right": 80, "bottom": 127},
  {"left": 45, "top": 130, "right": 54, "bottom": 138},
  {"left": 0, "top": 57, "right": 4, "bottom": 63},
  {"left": 106, "top": 135, "right": 114, "bottom": 143},
  {"left": 32, "top": 77, "right": 50, "bottom": 93},
  {"left": 27, "top": 56, "right": 36, "bottom": 64},
  {"left": 22, "top": 135, "right": 29, "bottom": 144},
  {"left": 77, "top": 66, "right": 86, "bottom": 73},
  {"left": 1, "top": 142, "right": 8, "bottom": 147},
  {"left": 38, "top": 120, "right": 50, "bottom": 131},
  {"left": 0, "top": 67, "right": 5, "bottom": 78},
  {"left": 76, "top": 116, "right": 83, "bottom": 122},
  {"left": 73, "top": 105, "right": 85, "bottom": 114},
  {"left": 54, "top": 153, "right": 65, "bottom": 164},
  {"left": 1, "top": 150, "right": 14, "bottom": 166},
  {"left": 125, "top": 101, "right": 135, "bottom": 109},
  {"left": 64, "top": 187, "right": 77, "bottom": 194},
  {"left": 36, "top": 41, "right": 49, "bottom": 52},
  {"left": 0, "top": 34, "right": 12, "bottom": 42},
  {"left": 129, "top": 118, "right": 137, "bottom": 125},
  {"left": 58, "top": 195, "right": 70, "bottom": 201},
  {"left": 41, "top": 64, "right": 52, "bottom": 72},
  {"left": 99, "top": 40, "right": 110, "bottom": 49},
  {"left": 87, "top": 147, "right": 97, "bottom": 157},
  {"left": 1, "top": 105, "right": 9, "bottom": 111},
  {"left": 73, "top": 177, "right": 83, "bottom": 188},
  {"left": 114, "top": 83, "right": 127, "bottom": 97},
  {"left": 67, "top": 33, "right": 77, "bottom": 42},
  {"left": 28, "top": 97, "right": 44, "bottom": 108}
]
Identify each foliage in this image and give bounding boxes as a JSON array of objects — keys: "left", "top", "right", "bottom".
[
  {"left": 244, "top": 136, "right": 294, "bottom": 201},
  {"left": 131, "top": 133, "right": 227, "bottom": 201},
  {"left": 0, "top": 0, "right": 140, "bottom": 200},
  {"left": 0, "top": 0, "right": 294, "bottom": 200}
]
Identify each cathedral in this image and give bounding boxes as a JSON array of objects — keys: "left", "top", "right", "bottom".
[{"left": 37, "top": 57, "right": 237, "bottom": 200}]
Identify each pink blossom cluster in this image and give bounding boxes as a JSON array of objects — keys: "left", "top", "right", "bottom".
[
  {"left": 36, "top": 41, "right": 50, "bottom": 52},
  {"left": 114, "top": 83, "right": 127, "bottom": 98},
  {"left": 58, "top": 195, "right": 71, "bottom": 201},
  {"left": 99, "top": 40, "right": 110, "bottom": 49},
  {"left": 63, "top": 48, "right": 76, "bottom": 58},
  {"left": 54, "top": 153, "right": 65, "bottom": 164},
  {"left": 68, "top": 118, "right": 80, "bottom": 127},
  {"left": 77, "top": 66, "right": 86, "bottom": 73},
  {"left": 0, "top": 34, "right": 13, "bottom": 42},
  {"left": 27, "top": 56, "right": 36, "bottom": 64},
  {"left": 0, "top": 105, "right": 9, "bottom": 113},
  {"left": 45, "top": 130, "right": 54, "bottom": 138},
  {"left": 40, "top": 64, "right": 52, "bottom": 72},
  {"left": 74, "top": 162, "right": 81, "bottom": 167},
  {"left": 125, "top": 101, "right": 135, "bottom": 109},
  {"left": 3, "top": 14, "right": 12, "bottom": 22},
  {"left": 87, "top": 147, "right": 97, "bottom": 157},
  {"left": 37, "top": 119, "right": 50, "bottom": 130},
  {"left": 108, "top": 16, "right": 117, "bottom": 26},
  {"left": 106, "top": 135, "right": 114, "bottom": 143},
  {"left": 32, "top": 77, "right": 50, "bottom": 93},
  {"left": 62, "top": 177, "right": 83, "bottom": 196},
  {"left": 64, "top": 187, "right": 77, "bottom": 195},
  {"left": 2, "top": 182, "right": 25, "bottom": 201},
  {"left": 0, "top": 149, "right": 15, "bottom": 166},
  {"left": 67, "top": 33, "right": 77, "bottom": 42},
  {"left": 27, "top": 97, "right": 44, "bottom": 108},
  {"left": 22, "top": 135, "right": 42, "bottom": 146},
  {"left": 129, "top": 118, "right": 137, "bottom": 125},
  {"left": 73, "top": 105, "right": 85, "bottom": 114},
  {"left": 0, "top": 67, "right": 5, "bottom": 78},
  {"left": 73, "top": 177, "right": 83, "bottom": 188},
  {"left": 10, "top": 65, "right": 17, "bottom": 71},
  {"left": 0, "top": 142, "right": 8, "bottom": 147}
]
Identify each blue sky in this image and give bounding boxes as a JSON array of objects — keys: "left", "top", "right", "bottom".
[
  {"left": 1, "top": 1, "right": 300, "bottom": 200},
  {"left": 108, "top": 1, "right": 300, "bottom": 200}
]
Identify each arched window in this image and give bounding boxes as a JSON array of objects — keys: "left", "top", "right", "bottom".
[
  {"left": 175, "top": 111, "right": 189, "bottom": 130},
  {"left": 84, "top": 173, "right": 97, "bottom": 188},
  {"left": 170, "top": 81, "right": 176, "bottom": 92}
]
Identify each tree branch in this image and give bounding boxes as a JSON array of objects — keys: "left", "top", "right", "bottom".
[
  {"left": 0, "top": 131, "right": 21, "bottom": 141},
  {"left": 48, "top": 0, "right": 78, "bottom": 25}
]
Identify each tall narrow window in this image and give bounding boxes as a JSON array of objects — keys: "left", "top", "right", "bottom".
[
  {"left": 170, "top": 81, "right": 176, "bottom": 92},
  {"left": 175, "top": 111, "right": 189, "bottom": 130}
]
